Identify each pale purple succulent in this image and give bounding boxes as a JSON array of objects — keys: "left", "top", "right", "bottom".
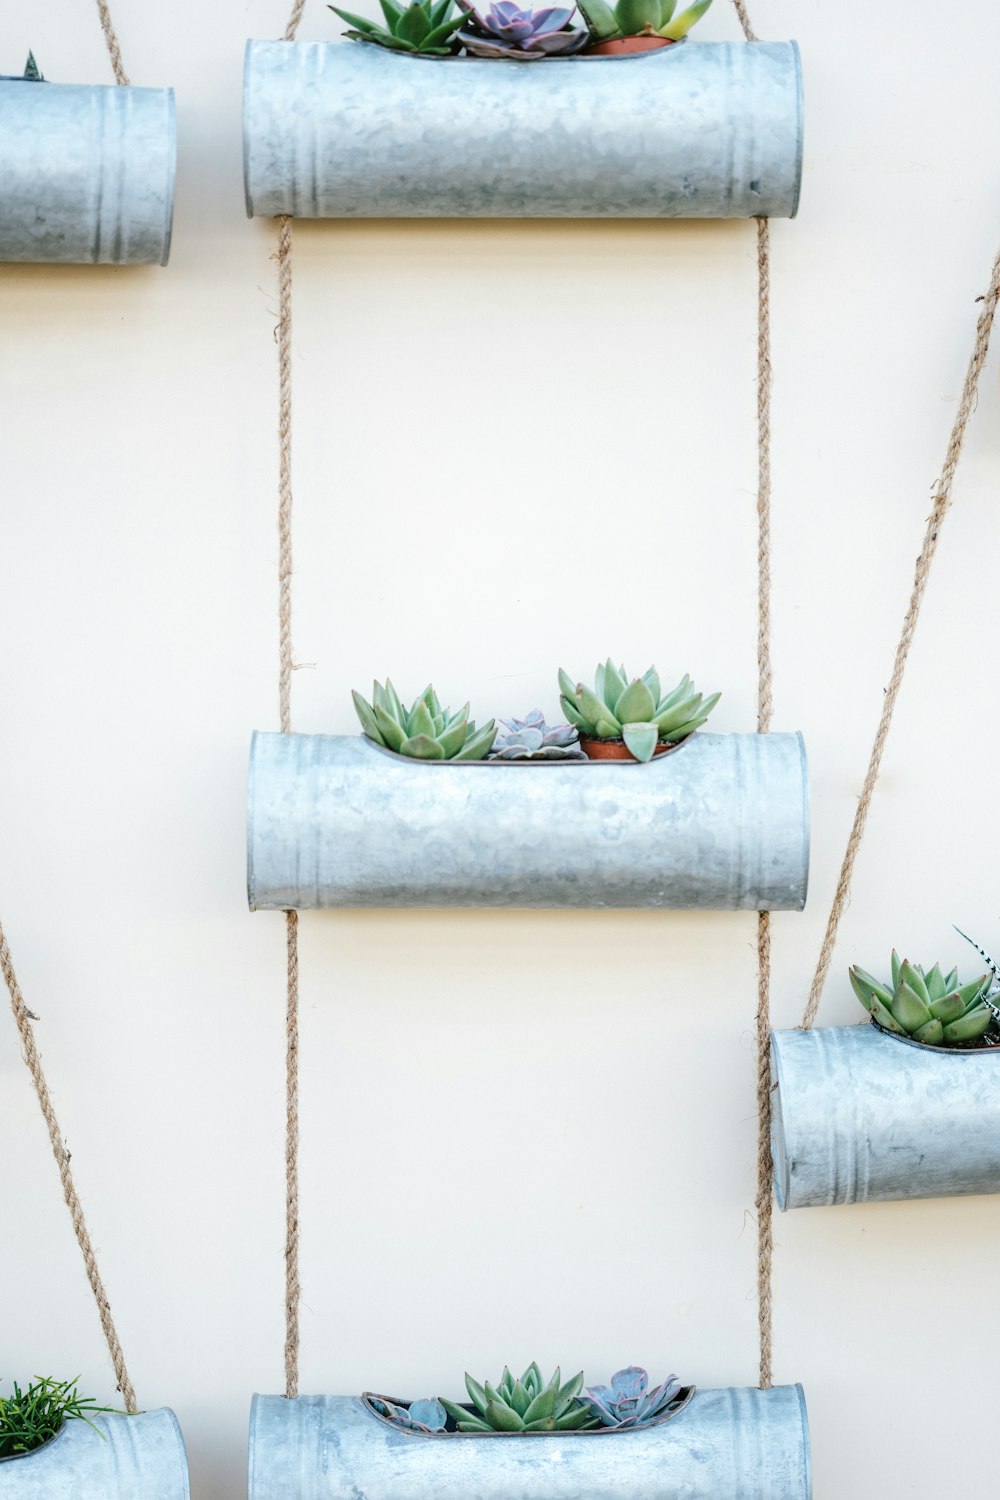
[
  {"left": 457, "top": 0, "right": 587, "bottom": 57},
  {"left": 583, "top": 1367, "right": 685, "bottom": 1430},
  {"left": 489, "top": 710, "right": 587, "bottom": 760},
  {"left": 369, "top": 1395, "right": 447, "bottom": 1434}
]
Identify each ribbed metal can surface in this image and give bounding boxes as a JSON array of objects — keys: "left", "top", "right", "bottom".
[
  {"left": 247, "top": 730, "right": 810, "bottom": 910},
  {"left": 249, "top": 1389, "right": 811, "bottom": 1500},
  {"left": 0, "top": 80, "right": 175, "bottom": 264},
  {"left": 243, "top": 39, "right": 803, "bottom": 218},
  {"left": 0, "top": 1409, "right": 189, "bottom": 1499},
  {"left": 770, "top": 1023, "right": 1000, "bottom": 1208}
]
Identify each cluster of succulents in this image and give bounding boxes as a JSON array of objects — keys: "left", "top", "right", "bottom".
[
  {"left": 850, "top": 951, "right": 994, "bottom": 1047},
  {"left": 559, "top": 661, "right": 720, "bottom": 762},
  {"left": 488, "top": 711, "right": 587, "bottom": 760},
  {"left": 0, "top": 1378, "right": 120, "bottom": 1459},
  {"left": 352, "top": 679, "right": 497, "bottom": 760},
  {"left": 370, "top": 1364, "right": 688, "bottom": 1436},
  {"left": 329, "top": 0, "right": 711, "bottom": 55},
  {"left": 457, "top": 0, "right": 588, "bottom": 57},
  {"left": 577, "top": 0, "right": 711, "bottom": 45}
]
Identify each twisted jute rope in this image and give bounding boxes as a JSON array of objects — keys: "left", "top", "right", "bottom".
[
  {"left": 94, "top": 0, "right": 130, "bottom": 86},
  {"left": 1, "top": 921, "right": 138, "bottom": 1411},
  {"left": 729, "top": 0, "right": 774, "bottom": 1394},
  {"left": 800, "top": 238, "right": 1000, "bottom": 1031},
  {"left": 278, "top": 0, "right": 306, "bottom": 1406}
]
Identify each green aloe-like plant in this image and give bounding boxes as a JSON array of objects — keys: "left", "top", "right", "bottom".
[
  {"left": 558, "top": 660, "right": 719, "bottom": 762},
  {"left": 576, "top": 0, "right": 711, "bottom": 43},
  {"left": 850, "top": 951, "right": 993, "bottom": 1047},
  {"left": 0, "top": 1378, "right": 122, "bottom": 1459},
  {"left": 328, "top": 0, "right": 467, "bottom": 53},
  {"left": 353, "top": 678, "right": 497, "bottom": 761},
  {"left": 440, "top": 1363, "right": 600, "bottom": 1433}
]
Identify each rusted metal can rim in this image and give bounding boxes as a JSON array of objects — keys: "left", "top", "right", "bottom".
[
  {"left": 870, "top": 1016, "right": 1000, "bottom": 1056},
  {"left": 362, "top": 1387, "right": 696, "bottom": 1438}
]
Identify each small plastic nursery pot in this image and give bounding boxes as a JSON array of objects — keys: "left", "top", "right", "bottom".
[
  {"left": 246, "top": 729, "right": 810, "bottom": 910},
  {"left": 243, "top": 39, "right": 803, "bottom": 218},
  {"left": 586, "top": 34, "right": 674, "bottom": 53},
  {"left": 0, "top": 1410, "right": 189, "bottom": 1500},
  {"left": 0, "top": 77, "right": 175, "bottom": 265},
  {"left": 248, "top": 1388, "right": 812, "bottom": 1500},
  {"left": 579, "top": 735, "right": 678, "bottom": 761},
  {"left": 770, "top": 1021, "right": 1000, "bottom": 1209}
]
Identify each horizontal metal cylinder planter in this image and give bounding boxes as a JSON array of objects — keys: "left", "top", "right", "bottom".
[
  {"left": 0, "top": 1410, "right": 189, "bottom": 1499},
  {"left": 249, "top": 1387, "right": 811, "bottom": 1499},
  {"left": 247, "top": 730, "right": 810, "bottom": 910},
  {"left": 770, "top": 1022, "right": 1000, "bottom": 1208},
  {"left": 243, "top": 39, "right": 803, "bottom": 219},
  {"left": 0, "top": 80, "right": 175, "bottom": 264}
]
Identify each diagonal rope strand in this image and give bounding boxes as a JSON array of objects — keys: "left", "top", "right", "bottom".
[
  {"left": 800, "top": 239, "right": 1000, "bottom": 1030},
  {"left": 1, "top": 920, "right": 138, "bottom": 1411},
  {"left": 93, "top": 0, "right": 130, "bottom": 85}
]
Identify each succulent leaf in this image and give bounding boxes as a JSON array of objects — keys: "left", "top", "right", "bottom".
[
  {"left": 614, "top": 678, "right": 657, "bottom": 724},
  {"left": 659, "top": 0, "right": 712, "bottom": 37},
  {"left": 561, "top": 662, "right": 718, "bottom": 753},
  {"left": 622, "top": 722, "right": 659, "bottom": 762},
  {"left": 851, "top": 951, "right": 999, "bottom": 1046}
]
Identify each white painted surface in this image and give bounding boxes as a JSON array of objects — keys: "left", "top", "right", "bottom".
[{"left": 0, "top": 2, "right": 998, "bottom": 1497}]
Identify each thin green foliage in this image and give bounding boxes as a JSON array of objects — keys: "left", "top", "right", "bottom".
[{"left": 0, "top": 1377, "right": 124, "bottom": 1458}]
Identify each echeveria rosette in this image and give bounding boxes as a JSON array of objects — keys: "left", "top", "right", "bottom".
[
  {"left": 849, "top": 951, "right": 993, "bottom": 1046},
  {"left": 559, "top": 660, "right": 720, "bottom": 762},
  {"left": 369, "top": 1396, "right": 447, "bottom": 1433},
  {"left": 457, "top": 0, "right": 587, "bottom": 57},
  {"left": 329, "top": 0, "right": 466, "bottom": 54},
  {"left": 440, "top": 1363, "right": 600, "bottom": 1433},
  {"left": 584, "top": 1367, "right": 684, "bottom": 1429},
  {"left": 489, "top": 710, "right": 587, "bottom": 760},
  {"left": 353, "top": 678, "right": 497, "bottom": 761},
  {"left": 577, "top": 0, "right": 711, "bottom": 42}
]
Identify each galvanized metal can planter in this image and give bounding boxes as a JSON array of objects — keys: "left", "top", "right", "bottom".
[
  {"left": 0, "top": 1409, "right": 189, "bottom": 1499},
  {"left": 246, "top": 729, "right": 810, "bottom": 910},
  {"left": 243, "top": 39, "right": 803, "bottom": 219},
  {"left": 770, "top": 1021, "right": 1000, "bottom": 1208},
  {"left": 0, "top": 78, "right": 175, "bottom": 264},
  {"left": 248, "top": 1387, "right": 812, "bottom": 1499}
]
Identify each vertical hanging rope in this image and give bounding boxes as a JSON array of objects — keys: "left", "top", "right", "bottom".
[
  {"left": 800, "top": 239, "right": 1000, "bottom": 1031},
  {"left": 1, "top": 921, "right": 138, "bottom": 1412},
  {"left": 278, "top": 0, "right": 306, "bottom": 1407},
  {"left": 729, "top": 0, "right": 774, "bottom": 1394},
  {"left": 94, "top": 0, "right": 130, "bottom": 86}
]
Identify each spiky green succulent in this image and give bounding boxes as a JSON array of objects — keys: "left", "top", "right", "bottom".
[
  {"left": 850, "top": 951, "right": 993, "bottom": 1046},
  {"left": 329, "top": 0, "right": 466, "bottom": 53},
  {"left": 577, "top": 0, "right": 711, "bottom": 43},
  {"left": 440, "top": 1364, "right": 599, "bottom": 1433},
  {"left": 353, "top": 679, "right": 496, "bottom": 761},
  {"left": 558, "top": 660, "right": 719, "bottom": 762},
  {"left": 1, "top": 52, "right": 43, "bottom": 81}
]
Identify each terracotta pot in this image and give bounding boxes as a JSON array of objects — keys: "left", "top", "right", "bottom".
[
  {"left": 585, "top": 34, "right": 675, "bottom": 55},
  {"left": 580, "top": 735, "right": 674, "bottom": 762}
]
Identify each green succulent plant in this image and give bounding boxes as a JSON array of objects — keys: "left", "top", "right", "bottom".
[
  {"left": 353, "top": 679, "right": 497, "bottom": 761},
  {"left": 439, "top": 1363, "right": 600, "bottom": 1433},
  {"left": 328, "top": 0, "right": 466, "bottom": 53},
  {"left": 850, "top": 951, "right": 993, "bottom": 1047},
  {"left": 558, "top": 660, "right": 719, "bottom": 762},
  {"left": 576, "top": 0, "right": 711, "bottom": 43},
  {"left": 0, "top": 1378, "right": 122, "bottom": 1459}
]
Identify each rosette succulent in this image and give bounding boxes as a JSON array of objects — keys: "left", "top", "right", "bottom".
[
  {"left": 457, "top": 1, "right": 587, "bottom": 57},
  {"left": 584, "top": 1367, "right": 685, "bottom": 1430},
  {"left": 328, "top": 0, "right": 466, "bottom": 54},
  {"left": 353, "top": 679, "right": 497, "bottom": 760},
  {"left": 488, "top": 710, "right": 587, "bottom": 760},
  {"left": 369, "top": 1396, "right": 447, "bottom": 1433},
  {"left": 440, "top": 1363, "right": 600, "bottom": 1433},
  {"left": 558, "top": 660, "right": 720, "bottom": 762},
  {"left": 850, "top": 951, "right": 993, "bottom": 1046},
  {"left": 577, "top": 0, "right": 711, "bottom": 43}
]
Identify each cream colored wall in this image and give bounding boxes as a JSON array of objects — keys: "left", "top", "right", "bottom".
[{"left": 1, "top": 0, "right": 999, "bottom": 1494}]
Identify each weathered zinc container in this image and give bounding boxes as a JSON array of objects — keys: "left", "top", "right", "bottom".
[
  {"left": 0, "top": 78, "right": 175, "bottom": 264},
  {"left": 247, "top": 730, "right": 810, "bottom": 911},
  {"left": 243, "top": 40, "right": 803, "bottom": 218},
  {"left": 248, "top": 1388, "right": 811, "bottom": 1499},
  {"left": 0, "top": 1409, "right": 189, "bottom": 1499},
  {"left": 770, "top": 1023, "right": 1000, "bottom": 1208}
]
